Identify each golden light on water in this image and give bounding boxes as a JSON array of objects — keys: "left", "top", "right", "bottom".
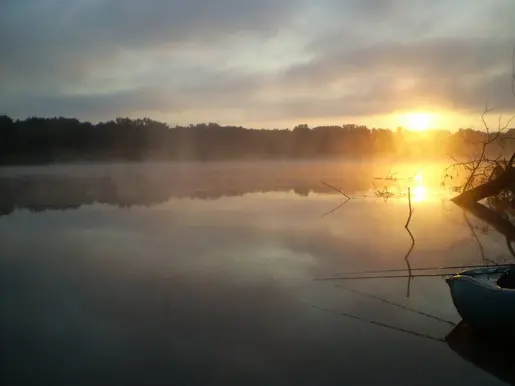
[
  {"left": 373, "top": 164, "right": 449, "bottom": 204},
  {"left": 412, "top": 185, "right": 427, "bottom": 202},
  {"left": 410, "top": 170, "right": 430, "bottom": 202}
]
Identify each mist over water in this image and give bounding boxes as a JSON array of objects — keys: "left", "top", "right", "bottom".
[{"left": 0, "top": 161, "right": 511, "bottom": 386}]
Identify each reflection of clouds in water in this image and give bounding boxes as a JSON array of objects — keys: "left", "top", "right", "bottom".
[
  {"left": 0, "top": 161, "right": 455, "bottom": 217},
  {"left": 0, "top": 187, "right": 507, "bottom": 385},
  {"left": 0, "top": 246, "right": 473, "bottom": 386},
  {"left": 208, "top": 246, "right": 317, "bottom": 281},
  {"left": 1, "top": 189, "right": 504, "bottom": 281}
]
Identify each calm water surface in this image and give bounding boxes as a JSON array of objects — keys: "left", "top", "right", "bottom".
[{"left": 0, "top": 161, "right": 512, "bottom": 386}]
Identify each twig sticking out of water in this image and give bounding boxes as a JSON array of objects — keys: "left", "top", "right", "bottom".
[
  {"left": 371, "top": 185, "right": 396, "bottom": 203},
  {"left": 405, "top": 187, "right": 414, "bottom": 228},
  {"left": 321, "top": 181, "right": 351, "bottom": 200},
  {"left": 320, "top": 180, "right": 351, "bottom": 217}
]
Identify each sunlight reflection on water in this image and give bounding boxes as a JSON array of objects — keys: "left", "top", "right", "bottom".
[
  {"left": 0, "top": 161, "right": 510, "bottom": 386},
  {"left": 412, "top": 185, "right": 427, "bottom": 202}
]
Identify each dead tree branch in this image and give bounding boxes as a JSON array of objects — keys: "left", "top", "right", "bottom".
[
  {"left": 320, "top": 180, "right": 351, "bottom": 217},
  {"left": 321, "top": 181, "right": 351, "bottom": 200},
  {"left": 451, "top": 155, "right": 515, "bottom": 204}
]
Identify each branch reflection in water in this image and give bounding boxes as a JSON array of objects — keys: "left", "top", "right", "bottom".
[
  {"left": 311, "top": 184, "right": 515, "bottom": 385},
  {"left": 320, "top": 180, "right": 351, "bottom": 218},
  {"left": 404, "top": 187, "right": 415, "bottom": 297},
  {"left": 310, "top": 303, "right": 515, "bottom": 386}
]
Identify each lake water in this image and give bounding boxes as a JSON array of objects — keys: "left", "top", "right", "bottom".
[{"left": 0, "top": 161, "right": 513, "bottom": 386}]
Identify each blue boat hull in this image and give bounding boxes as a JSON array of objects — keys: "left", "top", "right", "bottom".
[{"left": 446, "top": 266, "right": 515, "bottom": 336}]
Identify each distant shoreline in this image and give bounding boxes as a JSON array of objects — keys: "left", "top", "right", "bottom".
[
  {"left": 1, "top": 115, "right": 513, "bottom": 166},
  {"left": 0, "top": 155, "right": 453, "bottom": 167}
]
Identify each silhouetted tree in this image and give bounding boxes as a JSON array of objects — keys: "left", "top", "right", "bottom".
[{"left": 0, "top": 115, "right": 513, "bottom": 165}]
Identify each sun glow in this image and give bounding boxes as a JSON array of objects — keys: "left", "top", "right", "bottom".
[
  {"left": 402, "top": 112, "right": 433, "bottom": 131},
  {"left": 412, "top": 185, "right": 427, "bottom": 202}
]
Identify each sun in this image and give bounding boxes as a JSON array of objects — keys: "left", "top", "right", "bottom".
[{"left": 402, "top": 112, "right": 432, "bottom": 131}]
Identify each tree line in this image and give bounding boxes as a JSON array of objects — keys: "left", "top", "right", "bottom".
[{"left": 0, "top": 115, "right": 514, "bottom": 164}]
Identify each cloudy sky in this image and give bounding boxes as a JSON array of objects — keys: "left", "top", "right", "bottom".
[{"left": 1, "top": 0, "right": 515, "bottom": 129}]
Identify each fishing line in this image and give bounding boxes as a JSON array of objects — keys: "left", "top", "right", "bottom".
[{"left": 335, "top": 284, "right": 456, "bottom": 326}]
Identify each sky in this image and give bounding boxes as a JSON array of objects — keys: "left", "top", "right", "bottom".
[{"left": 1, "top": 0, "right": 515, "bottom": 129}]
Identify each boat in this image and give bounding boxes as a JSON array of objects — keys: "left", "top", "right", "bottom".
[{"left": 446, "top": 265, "right": 515, "bottom": 335}]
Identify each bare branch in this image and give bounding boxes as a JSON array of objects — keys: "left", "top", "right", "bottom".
[
  {"left": 481, "top": 105, "right": 495, "bottom": 134},
  {"left": 321, "top": 181, "right": 351, "bottom": 199}
]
